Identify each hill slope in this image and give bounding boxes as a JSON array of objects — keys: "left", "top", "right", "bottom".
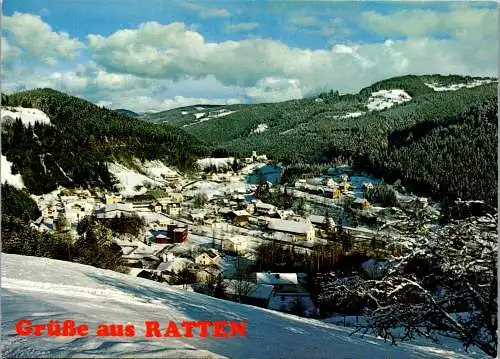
[
  {"left": 1, "top": 89, "right": 208, "bottom": 194},
  {"left": 1, "top": 253, "right": 486, "bottom": 358}
]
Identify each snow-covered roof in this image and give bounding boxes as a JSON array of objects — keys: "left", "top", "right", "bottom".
[
  {"left": 256, "top": 202, "right": 276, "bottom": 210},
  {"left": 267, "top": 219, "right": 312, "bottom": 235},
  {"left": 196, "top": 250, "right": 220, "bottom": 261},
  {"left": 232, "top": 210, "right": 250, "bottom": 217},
  {"left": 256, "top": 272, "right": 298, "bottom": 285},
  {"left": 156, "top": 257, "right": 193, "bottom": 273},
  {"left": 309, "top": 215, "right": 326, "bottom": 225},
  {"left": 103, "top": 203, "right": 134, "bottom": 212}
]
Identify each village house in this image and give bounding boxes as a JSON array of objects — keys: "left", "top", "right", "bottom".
[
  {"left": 352, "top": 198, "right": 371, "bottom": 210},
  {"left": 172, "top": 227, "right": 188, "bottom": 243},
  {"left": 221, "top": 237, "right": 247, "bottom": 255},
  {"left": 149, "top": 224, "right": 188, "bottom": 244},
  {"left": 104, "top": 194, "right": 123, "bottom": 205},
  {"left": 96, "top": 203, "right": 134, "bottom": 219},
  {"left": 166, "top": 202, "right": 182, "bottom": 216},
  {"left": 323, "top": 178, "right": 338, "bottom": 188},
  {"left": 257, "top": 272, "right": 317, "bottom": 317},
  {"left": 150, "top": 202, "right": 163, "bottom": 213},
  {"left": 195, "top": 249, "right": 221, "bottom": 267},
  {"left": 229, "top": 209, "right": 250, "bottom": 227},
  {"left": 309, "top": 215, "right": 335, "bottom": 229},
  {"left": 267, "top": 218, "right": 315, "bottom": 241},
  {"left": 325, "top": 186, "right": 342, "bottom": 199},
  {"left": 155, "top": 256, "right": 194, "bottom": 278},
  {"left": 255, "top": 202, "right": 277, "bottom": 216},
  {"left": 257, "top": 272, "right": 298, "bottom": 285}
]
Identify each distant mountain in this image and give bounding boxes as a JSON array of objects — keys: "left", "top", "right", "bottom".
[
  {"left": 114, "top": 108, "right": 140, "bottom": 117},
  {"left": 139, "top": 104, "right": 241, "bottom": 126},
  {"left": 0, "top": 89, "right": 209, "bottom": 195},
  {"left": 140, "top": 74, "right": 498, "bottom": 205}
]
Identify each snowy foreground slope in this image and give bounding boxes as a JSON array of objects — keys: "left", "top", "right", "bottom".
[{"left": 1, "top": 254, "right": 486, "bottom": 359}]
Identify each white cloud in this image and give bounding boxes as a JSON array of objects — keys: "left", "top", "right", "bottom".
[
  {"left": 224, "top": 22, "right": 259, "bottom": 33},
  {"left": 1, "top": 37, "right": 22, "bottom": 64},
  {"left": 288, "top": 14, "right": 318, "bottom": 27},
  {"left": 3, "top": 12, "right": 84, "bottom": 65},
  {"left": 87, "top": 18, "right": 496, "bottom": 99},
  {"left": 180, "top": 2, "right": 230, "bottom": 19},
  {"left": 245, "top": 77, "right": 304, "bottom": 103},
  {"left": 361, "top": 6, "right": 497, "bottom": 41},
  {"left": 3, "top": 6, "right": 496, "bottom": 113},
  {"left": 2, "top": 62, "right": 245, "bottom": 112}
]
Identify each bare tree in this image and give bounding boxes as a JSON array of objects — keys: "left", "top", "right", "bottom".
[
  {"left": 229, "top": 265, "right": 254, "bottom": 303},
  {"left": 351, "top": 214, "right": 497, "bottom": 357}
]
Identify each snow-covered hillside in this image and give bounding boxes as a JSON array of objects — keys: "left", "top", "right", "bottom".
[
  {"left": 424, "top": 79, "right": 495, "bottom": 92},
  {"left": 1, "top": 155, "right": 24, "bottom": 189},
  {"left": 107, "top": 163, "right": 156, "bottom": 197},
  {"left": 107, "top": 160, "right": 178, "bottom": 197},
  {"left": 196, "top": 157, "right": 235, "bottom": 171},
  {"left": 1, "top": 107, "right": 51, "bottom": 127},
  {"left": 332, "top": 112, "right": 365, "bottom": 120},
  {"left": 1, "top": 254, "right": 486, "bottom": 358},
  {"left": 366, "top": 89, "right": 412, "bottom": 111}
]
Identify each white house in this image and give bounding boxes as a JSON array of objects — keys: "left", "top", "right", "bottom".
[
  {"left": 195, "top": 249, "right": 221, "bottom": 267},
  {"left": 104, "top": 194, "right": 123, "bottom": 205},
  {"left": 324, "top": 178, "right": 339, "bottom": 188}
]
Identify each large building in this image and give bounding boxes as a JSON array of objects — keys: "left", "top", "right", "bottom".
[{"left": 267, "top": 219, "right": 315, "bottom": 241}]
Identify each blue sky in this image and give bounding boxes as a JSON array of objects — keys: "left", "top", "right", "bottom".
[{"left": 2, "top": 1, "right": 497, "bottom": 112}]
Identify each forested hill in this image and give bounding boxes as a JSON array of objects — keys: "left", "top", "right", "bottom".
[
  {"left": 1, "top": 88, "right": 208, "bottom": 195},
  {"left": 141, "top": 74, "right": 498, "bottom": 205},
  {"left": 113, "top": 108, "right": 140, "bottom": 118}
]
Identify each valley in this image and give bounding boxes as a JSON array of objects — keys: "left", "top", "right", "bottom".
[{"left": 1, "top": 74, "right": 497, "bottom": 358}]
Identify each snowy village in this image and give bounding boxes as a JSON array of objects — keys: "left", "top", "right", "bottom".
[
  {"left": 1, "top": 2, "right": 498, "bottom": 358},
  {"left": 3, "top": 132, "right": 493, "bottom": 322}
]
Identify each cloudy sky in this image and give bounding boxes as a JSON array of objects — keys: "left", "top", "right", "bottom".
[{"left": 2, "top": 1, "right": 498, "bottom": 113}]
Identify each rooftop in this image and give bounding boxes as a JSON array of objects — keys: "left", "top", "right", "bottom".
[
  {"left": 232, "top": 210, "right": 250, "bottom": 217},
  {"left": 267, "top": 219, "right": 312, "bottom": 235},
  {"left": 309, "top": 215, "right": 326, "bottom": 225},
  {"left": 256, "top": 272, "right": 298, "bottom": 285},
  {"left": 256, "top": 202, "right": 276, "bottom": 210}
]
